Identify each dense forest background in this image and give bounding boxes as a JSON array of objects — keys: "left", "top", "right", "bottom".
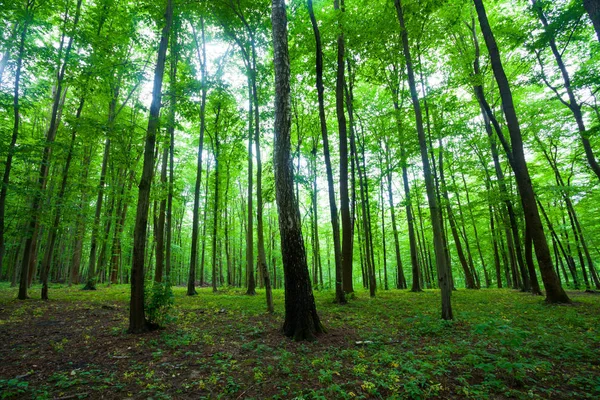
[{"left": 1, "top": 0, "right": 599, "bottom": 331}]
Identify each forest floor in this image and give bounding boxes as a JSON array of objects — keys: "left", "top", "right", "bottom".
[{"left": 0, "top": 284, "right": 599, "bottom": 399}]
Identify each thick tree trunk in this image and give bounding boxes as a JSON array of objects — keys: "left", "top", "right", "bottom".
[
  {"left": 474, "top": 0, "right": 569, "bottom": 303},
  {"left": 307, "top": 0, "right": 345, "bottom": 304},
  {"left": 129, "top": 0, "right": 172, "bottom": 333},
  {"left": 584, "top": 0, "right": 600, "bottom": 43},
  {"left": 394, "top": 0, "right": 452, "bottom": 319},
  {"left": 271, "top": 0, "right": 324, "bottom": 341}
]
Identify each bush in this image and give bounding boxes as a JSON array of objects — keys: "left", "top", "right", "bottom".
[{"left": 144, "top": 281, "right": 175, "bottom": 327}]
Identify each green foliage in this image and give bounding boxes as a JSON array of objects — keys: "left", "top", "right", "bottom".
[{"left": 144, "top": 281, "right": 175, "bottom": 327}]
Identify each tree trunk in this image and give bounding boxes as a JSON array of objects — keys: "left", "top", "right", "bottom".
[
  {"left": 271, "top": 0, "right": 324, "bottom": 341},
  {"left": 41, "top": 98, "right": 84, "bottom": 299},
  {"left": 19, "top": 0, "right": 82, "bottom": 300},
  {"left": 129, "top": 0, "right": 172, "bottom": 333},
  {"left": 154, "top": 144, "right": 168, "bottom": 283},
  {"left": 1, "top": 11, "right": 30, "bottom": 276},
  {"left": 584, "top": 0, "right": 600, "bottom": 43},
  {"left": 394, "top": 0, "right": 452, "bottom": 319},
  {"left": 165, "top": 18, "right": 178, "bottom": 283},
  {"left": 188, "top": 19, "right": 207, "bottom": 296},
  {"left": 384, "top": 144, "right": 407, "bottom": 289},
  {"left": 439, "top": 143, "right": 476, "bottom": 289},
  {"left": 474, "top": 0, "right": 569, "bottom": 303},
  {"left": 334, "top": 0, "right": 353, "bottom": 297},
  {"left": 307, "top": 0, "right": 345, "bottom": 304},
  {"left": 210, "top": 106, "right": 221, "bottom": 293}
]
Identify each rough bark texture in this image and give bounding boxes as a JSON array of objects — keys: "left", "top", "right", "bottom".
[
  {"left": 474, "top": 0, "right": 569, "bottom": 303},
  {"left": 271, "top": 0, "right": 324, "bottom": 341},
  {"left": 129, "top": 0, "right": 172, "bottom": 333}
]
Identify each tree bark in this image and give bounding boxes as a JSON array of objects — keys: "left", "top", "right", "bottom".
[
  {"left": 129, "top": 0, "right": 172, "bottom": 333},
  {"left": 334, "top": 0, "right": 353, "bottom": 298},
  {"left": 271, "top": 0, "right": 324, "bottom": 341},
  {"left": 474, "top": 0, "right": 569, "bottom": 303}
]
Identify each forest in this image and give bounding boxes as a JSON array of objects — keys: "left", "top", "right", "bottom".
[{"left": 0, "top": 0, "right": 599, "bottom": 398}]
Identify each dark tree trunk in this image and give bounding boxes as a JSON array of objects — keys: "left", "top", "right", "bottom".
[
  {"left": 394, "top": 0, "right": 452, "bottom": 319},
  {"left": 335, "top": 0, "right": 353, "bottom": 297},
  {"left": 188, "top": 19, "right": 207, "bottom": 296},
  {"left": 584, "top": 0, "right": 600, "bottom": 43},
  {"left": 474, "top": 0, "right": 569, "bottom": 303},
  {"left": 307, "top": 0, "right": 345, "bottom": 304},
  {"left": 271, "top": 0, "right": 324, "bottom": 341},
  {"left": 129, "top": 0, "right": 172, "bottom": 333}
]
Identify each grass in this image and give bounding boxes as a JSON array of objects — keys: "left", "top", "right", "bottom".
[{"left": 0, "top": 282, "right": 599, "bottom": 399}]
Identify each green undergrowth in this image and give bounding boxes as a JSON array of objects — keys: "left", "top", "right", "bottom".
[{"left": 0, "top": 283, "right": 599, "bottom": 399}]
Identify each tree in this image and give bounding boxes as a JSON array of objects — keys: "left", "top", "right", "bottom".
[
  {"left": 271, "top": 0, "right": 324, "bottom": 341},
  {"left": 129, "top": 0, "right": 173, "bottom": 333},
  {"left": 473, "top": 0, "right": 570, "bottom": 303}
]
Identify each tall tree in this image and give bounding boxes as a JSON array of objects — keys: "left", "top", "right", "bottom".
[
  {"left": 129, "top": 0, "right": 173, "bottom": 333},
  {"left": 473, "top": 0, "right": 570, "bottom": 303},
  {"left": 334, "top": 0, "right": 352, "bottom": 298},
  {"left": 0, "top": 0, "right": 33, "bottom": 279},
  {"left": 307, "top": 0, "right": 344, "bottom": 304},
  {"left": 394, "top": 0, "right": 453, "bottom": 319},
  {"left": 18, "top": 0, "right": 83, "bottom": 300},
  {"left": 188, "top": 19, "right": 207, "bottom": 296},
  {"left": 271, "top": 0, "right": 324, "bottom": 341}
]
